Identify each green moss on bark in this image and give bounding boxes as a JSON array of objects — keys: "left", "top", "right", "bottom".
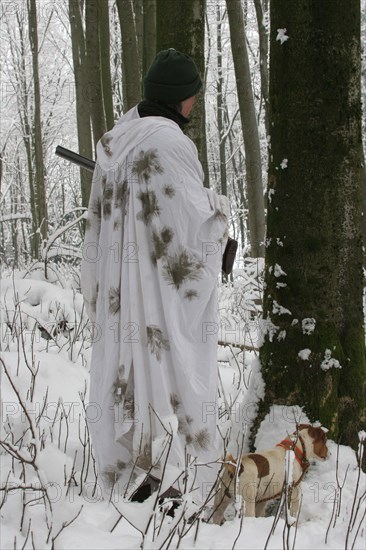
[{"left": 258, "top": 0, "right": 366, "bottom": 455}]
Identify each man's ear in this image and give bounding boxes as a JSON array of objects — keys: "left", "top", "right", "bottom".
[{"left": 181, "top": 95, "right": 195, "bottom": 117}]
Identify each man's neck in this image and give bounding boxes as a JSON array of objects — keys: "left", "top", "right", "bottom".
[{"left": 137, "top": 99, "right": 189, "bottom": 129}]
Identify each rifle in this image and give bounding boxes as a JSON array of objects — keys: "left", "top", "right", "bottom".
[{"left": 55, "top": 145, "right": 95, "bottom": 173}]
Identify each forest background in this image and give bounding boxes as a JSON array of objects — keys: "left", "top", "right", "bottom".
[
  {"left": 2, "top": 0, "right": 366, "bottom": 448},
  {"left": 1, "top": 1, "right": 366, "bottom": 548}
]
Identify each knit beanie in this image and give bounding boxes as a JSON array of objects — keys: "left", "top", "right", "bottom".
[{"left": 143, "top": 48, "right": 202, "bottom": 103}]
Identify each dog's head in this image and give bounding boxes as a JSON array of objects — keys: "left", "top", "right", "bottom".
[{"left": 298, "top": 424, "right": 329, "bottom": 460}]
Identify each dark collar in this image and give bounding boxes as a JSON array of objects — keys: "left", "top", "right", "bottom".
[{"left": 137, "top": 99, "right": 189, "bottom": 129}]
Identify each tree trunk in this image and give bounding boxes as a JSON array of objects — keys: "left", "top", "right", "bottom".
[
  {"left": 226, "top": 0, "right": 265, "bottom": 257},
  {"left": 15, "top": 12, "right": 39, "bottom": 257},
  {"left": 68, "top": 0, "right": 93, "bottom": 208},
  {"left": 253, "top": 0, "right": 269, "bottom": 136},
  {"left": 260, "top": 0, "right": 366, "bottom": 453},
  {"left": 226, "top": 113, "right": 246, "bottom": 251},
  {"left": 116, "top": 0, "right": 141, "bottom": 112},
  {"left": 216, "top": 4, "right": 227, "bottom": 197},
  {"left": 133, "top": 0, "right": 143, "bottom": 74},
  {"left": 10, "top": 174, "right": 18, "bottom": 267},
  {"left": 143, "top": 0, "right": 156, "bottom": 75},
  {"left": 85, "top": 0, "right": 106, "bottom": 145},
  {"left": 99, "top": 0, "right": 114, "bottom": 131},
  {"left": 111, "top": 3, "right": 124, "bottom": 119},
  {"left": 156, "top": 0, "right": 210, "bottom": 187},
  {"left": 27, "top": 0, "right": 48, "bottom": 249}
]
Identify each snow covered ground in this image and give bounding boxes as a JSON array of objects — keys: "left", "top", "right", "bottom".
[{"left": 0, "top": 265, "right": 365, "bottom": 549}]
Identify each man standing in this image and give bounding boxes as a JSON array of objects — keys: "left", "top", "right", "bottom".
[{"left": 81, "top": 49, "right": 228, "bottom": 503}]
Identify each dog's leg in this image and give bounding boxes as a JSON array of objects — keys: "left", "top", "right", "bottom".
[
  {"left": 212, "top": 470, "right": 235, "bottom": 525},
  {"left": 241, "top": 481, "right": 257, "bottom": 517},
  {"left": 255, "top": 500, "right": 267, "bottom": 517},
  {"left": 289, "top": 483, "right": 301, "bottom": 518}
]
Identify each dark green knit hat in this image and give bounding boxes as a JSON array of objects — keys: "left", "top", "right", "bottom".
[{"left": 143, "top": 48, "right": 202, "bottom": 103}]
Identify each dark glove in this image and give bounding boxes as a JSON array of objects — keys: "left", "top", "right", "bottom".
[{"left": 222, "top": 237, "right": 238, "bottom": 275}]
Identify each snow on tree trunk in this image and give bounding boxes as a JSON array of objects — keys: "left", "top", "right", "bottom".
[
  {"left": 260, "top": 0, "right": 366, "bottom": 452},
  {"left": 216, "top": 4, "right": 227, "bottom": 197},
  {"left": 253, "top": 0, "right": 269, "bottom": 136},
  {"left": 99, "top": 0, "right": 114, "bottom": 131}
]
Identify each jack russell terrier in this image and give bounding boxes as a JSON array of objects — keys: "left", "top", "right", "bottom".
[{"left": 212, "top": 424, "right": 329, "bottom": 524}]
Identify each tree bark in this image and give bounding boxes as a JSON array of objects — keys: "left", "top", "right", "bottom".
[
  {"left": 143, "top": 0, "right": 156, "bottom": 75},
  {"left": 14, "top": 12, "right": 39, "bottom": 257},
  {"left": 226, "top": 112, "right": 246, "bottom": 251},
  {"left": 253, "top": 0, "right": 269, "bottom": 136},
  {"left": 260, "top": 0, "right": 366, "bottom": 453},
  {"left": 85, "top": 0, "right": 106, "bottom": 145},
  {"left": 156, "top": 0, "right": 210, "bottom": 187},
  {"left": 216, "top": 4, "right": 227, "bottom": 197},
  {"left": 99, "top": 0, "right": 114, "bottom": 131},
  {"left": 226, "top": 0, "right": 265, "bottom": 257},
  {"left": 27, "top": 0, "right": 48, "bottom": 250},
  {"left": 68, "top": 0, "right": 93, "bottom": 208},
  {"left": 116, "top": 0, "right": 141, "bottom": 112},
  {"left": 133, "top": 0, "right": 143, "bottom": 75}
]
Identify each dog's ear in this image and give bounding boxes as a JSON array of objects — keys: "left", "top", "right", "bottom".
[
  {"left": 224, "top": 453, "right": 238, "bottom": 477},
  {"left": 300, "top": 425, "right": 329, "bottom": 459},
  {"left": 224, "top": 454, "right": 244, "bottom": 477},
  {"left": 306, "top": 426, "right": 327, "bottom": 442}
]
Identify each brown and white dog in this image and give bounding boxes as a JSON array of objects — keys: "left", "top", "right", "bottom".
[{"left": 212, "top": 424, "right": 328, "bottom": 524}]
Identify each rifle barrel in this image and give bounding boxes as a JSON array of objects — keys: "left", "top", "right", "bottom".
[{"left": 55, "top": 146, "right": 96, "bottom": 173}]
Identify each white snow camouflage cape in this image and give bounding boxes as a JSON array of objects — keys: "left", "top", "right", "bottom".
[{"left": 81, "top": 106, "right": 228, "bottom": 496}]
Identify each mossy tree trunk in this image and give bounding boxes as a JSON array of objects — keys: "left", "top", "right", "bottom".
[
  {"left": 260, "top": 0, "right": 366, "bottom": 453},
  {"left": 156, "top": 0, "right": 210, "bottom": 187}
]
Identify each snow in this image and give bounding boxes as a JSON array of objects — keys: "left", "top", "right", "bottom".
[
  {"left": 298, "top": 348, "right": 312, "bottom": 360},
  {"left": 1, "top": 268, "right": 365, "bottom": 550},
  {"left": 280, "top": 158, "right": 289, "bottom": 169},
  {"left": 272, "top": 300, "right": 292, "bottom": 315},
  {"left": 268, "top": 188, "right": 275, "bottom": 203},
  {"left": 302, "top": 317, "right": 316, "bottom": 335},
  {"left": 276, "top": 28, "right": 290, "bottom": 45},
  {"left": 274, "top": 263, "right": 287, "bottom": 277},
  {"left": 321, "top": 349, "right": 342, "bottom": 371}
]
